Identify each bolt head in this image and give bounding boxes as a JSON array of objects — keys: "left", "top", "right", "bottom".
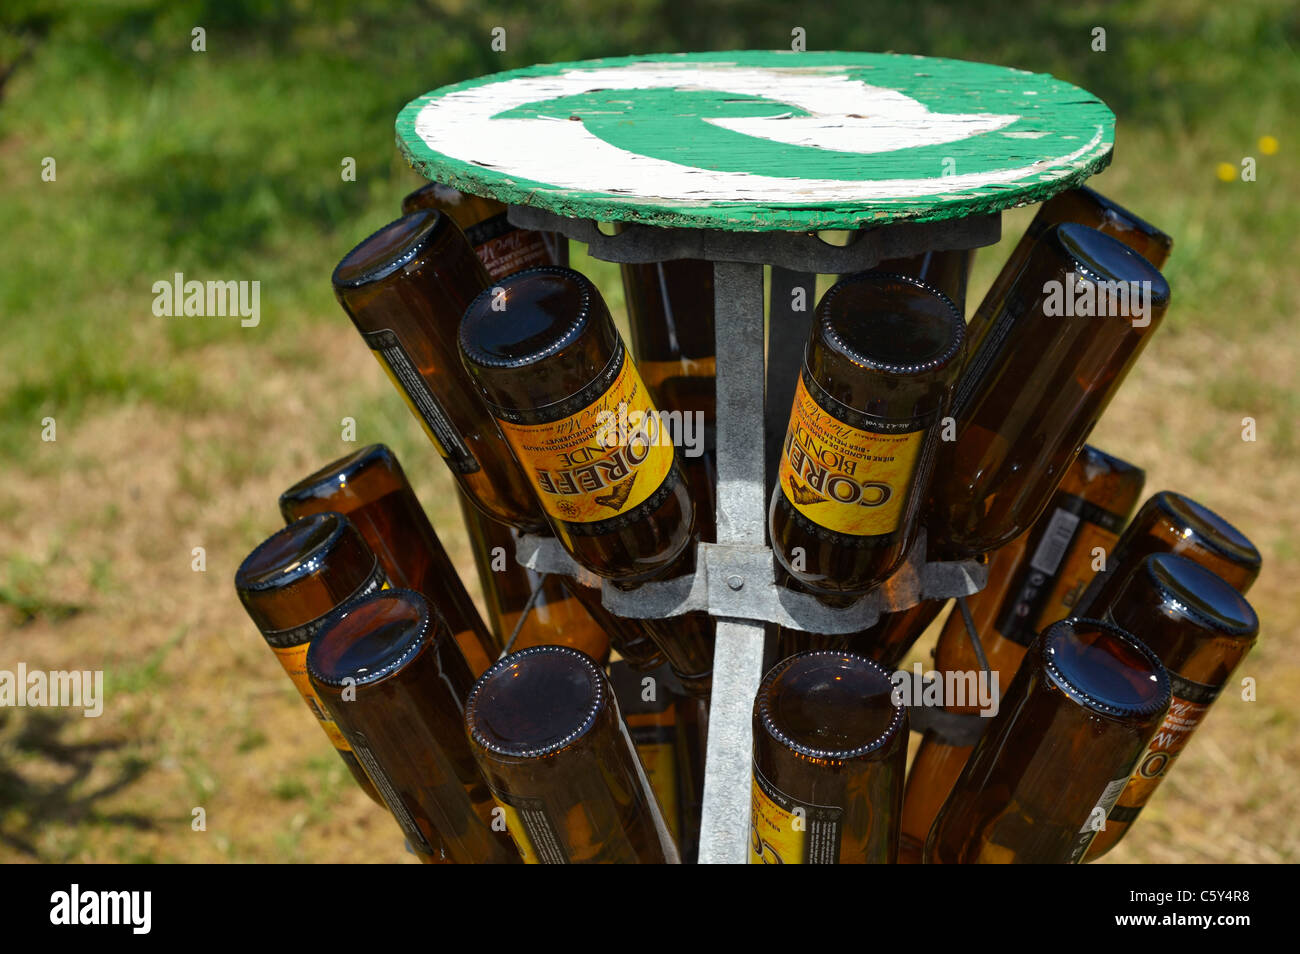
[{"left": 726, "top": 574, "right": 744, "bottom": 591}]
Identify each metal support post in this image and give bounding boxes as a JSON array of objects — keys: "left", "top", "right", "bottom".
[{"left": 698, "top": 261, "right": 768, "bottom": 864}]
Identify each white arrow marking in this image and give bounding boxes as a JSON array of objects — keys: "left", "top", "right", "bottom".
[
  {"left": 413, "top": 63, "right": 1104, "bottom": 203},
  {"left": 703, "top": 80, "right": 1016, "bottom": 153}
]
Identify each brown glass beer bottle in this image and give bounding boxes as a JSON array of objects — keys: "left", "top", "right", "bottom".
[
  {"left": 459, "top": 265, "right": 693, "bottom": 580},
  {"left": 1074, "top": 490, "right": 1261, "bottom": 616},
  {"left": 988, "top": 445, "right": 1148, "bottom": 643},
  {"left": 459, "top": 266, "right": 713, "bottom": 690},
  {"left": 331, "top": 209, "right": 544, "bottom": 530},
  {"left": 873, "top": 249, "right": 973, "bottom": 315},
  {"left": 307, "top": 588, "right": 519, "bottom": 864},
  {"left": 1084, "top": 554, "right": 1258, "bottom": 860},
  {"left": 925, "top": 618, "right": 1170, "bottom": 864},
  {"left": 234, "top": 513, "right": 386, "bottom": 805},
  {"left": 609, "top": 661, "right": 684, "bottom": 849},
  {"left": 401, "top": 181, "right": 567, "bottom": 277},
  {"left": 279, "top": 443, "right": 497, "bottom": 676},
  {"left": 898, "top": 445, "right": 1144, "bottom": 859},
  {"left": 455, "top": 490, "right": 610, "bottom": 664},
  {"left": 465, "top": 645, "right": 681, "bottom": 863},
  {"left": 621, "top": 257, "right": 718, "bottom": 539},
  {"left": 967, "top": 186, "right": 1172, "bottom": 358},
  {"left": 927, "top": 224, "right": 1169, "bottom": 559},
  {"left": 750, "top": 651, "right": 908, "bottom": 864},
  {"left": 770, "top": 273, "right": 965, "bottom": 599}
]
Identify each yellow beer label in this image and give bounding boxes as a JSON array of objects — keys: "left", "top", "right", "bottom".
[
  {"left": 271, "top": 641, "right": 353, "bottom": 751},
  {"left": 748, "top": 768, "right": 842, "bottom": 864},
  {"left": 778, "top": 375, "right": 924, "bottom": 536},
  {"left": 497, "top": 349, "right": 674, "bottom": 525},
  {"left": 262, "top": 568, "right": 388, "bottom": 754}
]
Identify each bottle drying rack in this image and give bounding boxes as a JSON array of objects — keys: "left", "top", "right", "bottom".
[{"left": 396, "top": 50, "right": 1115, "bottom": 863}]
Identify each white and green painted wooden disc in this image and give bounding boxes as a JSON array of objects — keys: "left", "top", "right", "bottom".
[{"left": 396, "top": 51, "right": 1114, "bottom": 232}]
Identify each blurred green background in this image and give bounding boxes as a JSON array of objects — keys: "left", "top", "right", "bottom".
[{"left": 1, "top": 0, "right": 1296, "bottom": 862}]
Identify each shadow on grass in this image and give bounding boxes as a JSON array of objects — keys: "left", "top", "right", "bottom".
[{"left": 0, "top": 709, "right": 155, "bottom": 859}]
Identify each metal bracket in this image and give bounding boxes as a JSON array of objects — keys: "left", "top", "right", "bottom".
[
  {"left": 514, "top": 532, "right": 987, "bottom": 634},
  {"left": 508, "top": 205, "right": 1001, "bottom": 273}
]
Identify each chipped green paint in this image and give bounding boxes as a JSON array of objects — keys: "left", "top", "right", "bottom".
[{"left": 396, "top": 50, "right": 1114, "bottom": 232}]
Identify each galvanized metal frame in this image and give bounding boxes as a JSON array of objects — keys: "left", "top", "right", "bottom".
[{"left": 507, "top": 204, "right": 1002, "bottom": 864}]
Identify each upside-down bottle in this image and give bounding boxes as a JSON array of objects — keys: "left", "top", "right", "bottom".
[
  {"left": 307, "top": 588, "right": 519, "bottom": 864},
  {"left": 234, "top": 513, "right": 387, "bottom": 805},
  {"left": 966, "top": 186, "right": 1172, "bottom": 358},
  {"left": 459, "top": 265, "right": 713, "bottom": 692},
  {"left": 926, "top": 223, "right": 1169, "bottom": 559},
  {"left": 1084, "top": 554, "right": 1258, "bottom": 860},
  {"left": 770, "top": 272, "right": 965, "bottom": 600},
  {"left": 925, "top": 618, "right": 1170, "bottom": 864},
  {"left": 750, "top": 651, "right": 908, "bottom": 864},
  {"left": 465, "top": 645, "right": 680, "bottom": 863},
  {"left": 278, "top": 443, "right": 497, "bottom": 676},
  {"left": 404, "top": 181, "right": 625, "bottom": 666},
  {"left": 331, "top": 209, "right": 544, "bottom": 530}
]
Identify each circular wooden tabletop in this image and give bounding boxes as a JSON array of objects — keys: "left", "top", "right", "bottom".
[{"left": 397, "top": 51, "right": 1114, "bottom": 232}]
